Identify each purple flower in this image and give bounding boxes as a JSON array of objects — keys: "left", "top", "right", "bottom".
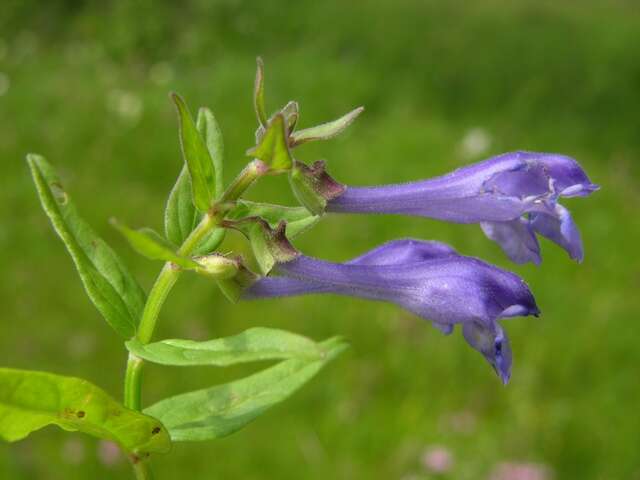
[
  {"left": 245, "top": 239, "right": 540, "bottom": 383},
  {"left": 327, "top": 151, "right": 598, "bottom": 264}
]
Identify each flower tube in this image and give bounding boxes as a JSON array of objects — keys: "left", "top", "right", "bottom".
[
  {"left": 325, "top": 151, "right": 598, "bottom": 264},
  {"left": 245, "top": 239, "right": 540, "bottom": 383}
]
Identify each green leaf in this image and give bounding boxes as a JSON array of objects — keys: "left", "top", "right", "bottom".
[
  {"left": 111, "top": 220, "right": 200, "bottom": 270},
  {"left": 27, "top": 155, "right": 145, "bottom": 338},
  {"left": 227, "top": 200, "right": 319, "bottom": 238},
  {"left": 253, "top": 57, "right": 267, "bottom": 127},
  {"left": 290, "top": 106, "right": 364, "bottom": 147},
  {"left": 165, "top": 108, "right": 225, "bottom": 248},
  {"left": 0, "top": 368, "right": 171, "bottom": 455},
  {"left": 164, "top": 166, "right": 197, "bottom": 246},
  {"left": 126, "top": 327, "right": 327, "bottom": 367},
  {"left": 144, "top": 337, "right": 347, "bottom": 441},
  {"left": 196, "top": 107, "right": 224, "bottom": 199},
  {"left": 245, "top": 114, "right": 293, "bottom": 171},
  {"left": 172, "top": 93, "right": 216, "bottom": 212}
]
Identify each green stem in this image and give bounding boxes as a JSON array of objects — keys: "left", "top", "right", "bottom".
[
  {"left": 122, "top": 160, "right": 265, "bottom": 478},
  {"left": 220, "top": 160, "right": 267, "bottom": 203},
  {"left": 131, "top": 457, "right": 155, "bottom": 480},
  {"left": 124, "top": 212, "right": 217, "bottom": 407}
]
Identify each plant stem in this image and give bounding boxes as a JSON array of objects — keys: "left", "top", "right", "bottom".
[
  {"left": 122, "top": 161, "right": 265, "bottom": 478},
  {"left": 131, "top": 457, "right": 155, "bottom": 480},
  {"left": 123, "top": 212, "right": 218, "bottom": 408}
]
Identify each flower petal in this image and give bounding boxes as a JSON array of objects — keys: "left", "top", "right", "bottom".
[
  {"left": 462, "top": 322, "right": 512, "bottom": 384},
  {"left": 481, "top": 218, "right": 541, "bottom": 265},
  {"left": 530, "top": 204, "right": 584, "bottom": 262}
]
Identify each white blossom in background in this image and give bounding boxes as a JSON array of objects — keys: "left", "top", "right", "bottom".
[
  {"left": 106, "top": 89, "right": 143, "bottom": 124},
  {"left": 98, "top": 440, "right": 123, "bottom": 467},
  {"left": 489, "top": 462, "right": 553, "bottom": 480},
  {"left": 460, "top": 127, "right": 492, "bottom": 158},
  {"left": 421, "top": 445, "right": 454, "bottom": 474}
]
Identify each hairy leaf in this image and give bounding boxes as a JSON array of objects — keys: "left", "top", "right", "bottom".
[
  {"left": 0, "top": 368, "right": 171, "bottom": 455},
  {"left": 197, "top": 107, "right": 224, "bottom": 199},
  {"left": 253, "top": 57, "right": 267, "bottom": 126},
  {"left": 27, "top": 155, "right": 145, "bottom": 338},
  {"left": 172, "top": 93, "right": 216, "bottom": 212},
  {"left": 290, "top": 106, "right": 364, "bottom": 146},
  {"left": 111, "top": 220, "right": 199, "bottom": 269},
  {"left": 245, "top": 114, "right": 293, "bottom": 171},
  {"left": 164, "top": 166, "right": 197, "bottom": 246},
  {"left": 126, "top": 327, "right": 326, "bottom": 367},
  {"left": 144, "top": 338, "right": 347, "bottom": 441},
  {"left": 165, "top": 109, "right": 225, "bottom": 249},
  {"left": 227, "top": 200, "right": 319, "bottom": 238}
]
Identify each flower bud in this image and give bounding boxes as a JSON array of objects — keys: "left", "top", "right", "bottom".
[{"left": 194, "top": 254, "right": 239, "bottom": 279}]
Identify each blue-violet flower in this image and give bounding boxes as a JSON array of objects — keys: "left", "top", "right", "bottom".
[
  {"left": 327, "top": 151, "right": 598, "bottom": 264},
  {"left": 245, "top": 238, "right": 540, "bottom": 383}
]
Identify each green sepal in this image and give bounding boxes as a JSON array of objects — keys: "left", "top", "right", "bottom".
[
  {"left": 27, "top": 154, "right": 145, "bottom": 339},
  {"left": 253, "top": 57, "right": 267, "bottom": 127},
  {"left": 289, "top": 160, "right": 346, "bottom": 216},
  {"left": 227, "top": 218, "right": 298, "bottom": 275},
  {"left": 172, "top": 93, "right": 216, "bottom": 212},
  {"left": 0, "top": 368, "right": 171, "bottom": 455},
  {"left": 227, "top": 200, "right": 319, "bottom": 238},
  {"left": 290, "top": 106, "right": 364, "bottom": 147},
  {"left": 216, "top": 261, "right": 259, "bottom": 303},
  {"left": 246, "top": 114, "right": 293, "bottom": 172},
  {"left": 126, "top": 327, "right": 329, "bottom": 367},
  {"left": 111, "top": 219, "right": 200, "bottom": 270},
  {"left": 144, "top": 337, "right": 347, "bottom": 442}
]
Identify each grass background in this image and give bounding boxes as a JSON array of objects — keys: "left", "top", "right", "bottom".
[{"left": 1, "top": 1, "right": 639, "bottom": 478}]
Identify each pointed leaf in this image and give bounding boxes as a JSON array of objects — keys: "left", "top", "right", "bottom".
[
  {"left": 253, "top": 57, "right": 267, "bottom": 127},
  {"left": 144, "top": 337, "right": 347, "bottom": 441},
  {"left": 27, "top": 155, "right": 145, "bottom": 338},
  {"left": 111, "top": 220, "right": 199, "bottom": 269},
  {"left": 227, "top": 200, "right": 319, "bottom": 238},
  {"left": 164, "top": 166, "right": 197, "bottom": 245},
  {"left": 172, "top": 93, "right": 216, "bottom": 212},
  {"left": 196, "top": 107, "right": 224, "bottom": 198},
  {"left": 0, "top": 368, "right": 171, "bottom": 455},
  {"left": 290, "top": 106, "right": 364, "bottom": 146},
  {"left": 126, "top": 327, "right": 326, "bottom": 367},
  {"left": 245, "top": 114, "right": 293, "bottom": 171},
  {"left": 191, "top": 228, "right": 226, "bottom": 256}
]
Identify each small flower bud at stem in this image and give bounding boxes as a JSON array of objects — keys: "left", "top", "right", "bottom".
[{"left": 194, "top": 255, "right": 239, "bottom": 279}]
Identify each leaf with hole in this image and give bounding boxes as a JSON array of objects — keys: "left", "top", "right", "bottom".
[
  {"left": 0, "top": 368, "right": 171, "bottom": 455},
  {"left": 144, "top": 337, "right": 347, "bottom": 441},
  {"left": 27, "top": 154, "right": 145, "bottom": 338}
]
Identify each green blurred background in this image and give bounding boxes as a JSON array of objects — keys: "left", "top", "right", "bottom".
[{"left": 1, "top": 1, "right": 639, "bottom": 478}]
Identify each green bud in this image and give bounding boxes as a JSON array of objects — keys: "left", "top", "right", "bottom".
[{"left": 194, "top": 254, "right": 239, "bottom": 279}]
